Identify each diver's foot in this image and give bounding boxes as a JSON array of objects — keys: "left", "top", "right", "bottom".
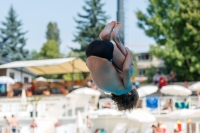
[
  {"left": 99, "top": 21, "right": 115, "bottom": 41},
  {"left": 111, "top": 22, "right": 121, "bottom": 43}
]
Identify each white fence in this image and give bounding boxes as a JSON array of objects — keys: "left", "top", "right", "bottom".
[
  {"left": 0, "top": 95, "right": 198, "bottom": 119},
  {"left": 99, "top": 96, "right": 199, "bottom": 116}
]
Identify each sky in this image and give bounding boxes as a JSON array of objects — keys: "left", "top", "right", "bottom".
[{"left": 0, "top": 0, "right": 155, "bottom": 55}]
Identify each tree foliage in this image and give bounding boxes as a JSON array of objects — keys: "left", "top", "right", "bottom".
[
  {"left": 46, "top": 22, "right": 61, "bottom": 44},
  {"left": 39, "top": 40, "right": 61, "bottom": 59},
  {"left": 0, "top": 6, "right": 31, "bottom": 61},
  {"left": 72, "top": 0, "right": 109, "bottom": 59},
  {"left": 136, "top": 0, "right": 200, "bottom": 81}
]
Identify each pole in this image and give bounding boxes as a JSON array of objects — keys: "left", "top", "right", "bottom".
[
  {"left": 20, "top": 67, "right": 23, "bottom": 82},
  {"left": 117, "top": 0, "right": 125, "bottom": 44}
]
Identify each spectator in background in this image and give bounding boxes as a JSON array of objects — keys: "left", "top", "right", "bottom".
[
  {"left": 145, "top": 125, "right": 157, "bottom": 133},
  {"left": 196, "top": 90, "right": 200, "bottom": 109},
  {"left": 187, "top": 119, "right": 196, "bottom": 133},
  {"left": 10, "top": 115, "right": 19, "bottom": 133},
  {"left": 29, "top": 82, "right": 36, "bottom": 95},
  {"left": 158, "top": 74, "right": 167, "bottom": 89},
  {"left": 156, "top": 122, "right": 164, "bottom": 133},
  {"left": 168, "top": 71, "right": 176, "bottom": 84},
  {"left": 174, "top": 129, "right": 179, "bottom": 133},
  {"left": 86, "top": 116, "right": 93, "bottom": 133},
  {"left": 4, "top": 116, "right": 10, "bottom": 133},
  {"left": 176, "top": 98, "right": 189, "bottom": 109},
  {"left": 162, "top": 99, "right": 173, "bottom": 111},
  {"left": 103, "top": 101, "right": 111, "bottom": 108},
  {"left": 159, "top": 121, "right": 167, "bottom": 133},
  {"left": 153, "top": 71, "right": 161, "bottom": 85},
  {"left": 174, "top": 121, "right": 182, "bottom": 133},
  {"left": 30, "top": 119, "right": 37, "bottom": 133},
  {"left": 87, "top": 80, "right": 92, "bottom": 87},
  {"left": 0, "top": 84, "right": 7, "bottom": 96},
  {"left": 133, "top": 82, "right": 140, "bottom": 89},
  {"left": 91, "top": 81, "right": 98, "bottom": 90},
  {"left": 184, "top": 81, "right": 189, "bottom": 88},
  {"left": 183, "top": 98, "right": 189, "bottom": 109}
]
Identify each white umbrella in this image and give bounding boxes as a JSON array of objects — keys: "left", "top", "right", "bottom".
[
  {"left": 35, "top": 77, "right": 47, "bottom": 82},
  {"left": 76, "top": 111, "right": 85, "bottom": 133},
  {"left": 137, "top": 85, "right": 158, "bottom": 98},
  {"left": 168, "top": 109, "right": 200, "bottom": 119},
  {"left": 189, "top": 82, "right": 200, "bottom": 91},
  {"left": 90, "top": 108, "right": 122, "bottom": 116},
  {"left": 21, "top": 89, "right": 27, "bottom": 104},
  {"left": 0, "top": 76, "right": 15, "bottom": 84},
  {"left": 89, "top": 108, "right": 122, "bottom": 132},
  {"left": 125, "top": 109, "right": 156, "bottom": 123},
  {"left": 71, "top": 87, "right": 101, "bottom": 96},
  {"left": 76, "top": 111, "right": 84, "bottom": 128},
  {"left": 160, "top": 85, "right": 192, "bottom": 96}
]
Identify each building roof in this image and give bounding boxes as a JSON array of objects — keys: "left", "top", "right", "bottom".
[
  {"left": 0, "top": 57, "right": 88, "bottom": 75},
  {"left": 0, "top": 60, "right": 35, "bottom": 76}
]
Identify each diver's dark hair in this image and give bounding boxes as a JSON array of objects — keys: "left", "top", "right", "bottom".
[{"left": 110, "top": 88, "right": 139, "bottom": 112}]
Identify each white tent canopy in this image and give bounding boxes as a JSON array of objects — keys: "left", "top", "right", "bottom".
[{"left": 0, "top": 57, "right": 89, "bottom": 75}]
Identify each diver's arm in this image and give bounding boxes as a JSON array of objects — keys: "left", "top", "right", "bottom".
[{"left": 122, "top": 48, "right": 133, "bottom": 90}]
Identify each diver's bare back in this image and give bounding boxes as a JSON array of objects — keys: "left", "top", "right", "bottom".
[{"left": 86, "top": 56, "right": 125, "bottom": 95}]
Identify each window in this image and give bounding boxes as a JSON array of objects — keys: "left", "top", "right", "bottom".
[
  {"left": 24, "top": 77, "right": 29, "bottom": 83},
  {"left": 138, "top": 53, "right": 151, "bottom": 61},
  {"left": 9, "top": 72, "right": 15, "bottom": 79},
  {"left": 139, "top": 69, "right": 146, "bottom": 76}
]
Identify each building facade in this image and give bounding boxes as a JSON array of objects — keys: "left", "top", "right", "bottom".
[
  {"left": 136, "top": 52, "right": 165, "bottom": 76},
  {"left": 0, "top": 60, "right": 35, "bottom": 82}
]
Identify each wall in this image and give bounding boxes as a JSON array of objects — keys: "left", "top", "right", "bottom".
[
  {"left": 6, "top": 68, "right": 33, "bottom": 82},
  {"left": 137, "top": 56, "right": 165, "bottom": 69},
  {"left": 0, "top": 69, "right": 6, "bottom": 76}
]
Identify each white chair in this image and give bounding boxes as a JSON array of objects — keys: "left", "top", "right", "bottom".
[
  {"left": 66, "top": 123, "right": 76, "bottom": 133},
  {"left": 55, "top": 125, "right": 67, "bottom": 133},
  {"left": 20, "top": 126, "right": 30, "bottom": 133},
  {"left": 10, "top": 103, "right": 20, "bottom": 115},
  {"left": 111, "top": 123, "right": 127, "bottom": 133},
  {"left": 37, "top": 103, "right": 47, "bottom": 117},
  {"left": 66, "top": 95, "right": 91, "bottom": 116},
  {"left": 126, "top": 127, "right": 138, "bottom": 133},
  {"left": 1, "top": 104, "right": 11, "bottom": 117}
]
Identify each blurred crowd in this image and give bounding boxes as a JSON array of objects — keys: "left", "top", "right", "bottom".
[
  {"left": 146, "top": 119, "right": 196, "bottom": 133},
  {"left": 0, "top": 79, "right": 91, "bottom": 98},
  {"left": 152, "top": 70, "right": 176, "bottom": 89}
]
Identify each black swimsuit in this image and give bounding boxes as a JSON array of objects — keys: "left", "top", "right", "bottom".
[{"left": 86, "top": 40, "right": 114, "bottom": 62}]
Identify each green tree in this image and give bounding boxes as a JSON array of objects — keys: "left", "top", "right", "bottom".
[
  {"left": 0, "top": 6, "right": 31, "bottom": 61},
  {"left": 46, "top": 22, "right": 61, "bottom": 44},
  {"left": 136, "top": 0, "right": 200, "bottom": 81},
  {"left": 34, "top": 40, "right": 62, "bottom": 79},
  {"left": 72, "top": 0, "right": 109, "bottom": 59},
  {"left": 63, "top": 73, "right": 84, "bottom": 81},
  {"left": 31, "top": 50, "right": 41, "bottom": 60},
  {"left": 39, "top": 40, "right": 61, "bottom": 59}
]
